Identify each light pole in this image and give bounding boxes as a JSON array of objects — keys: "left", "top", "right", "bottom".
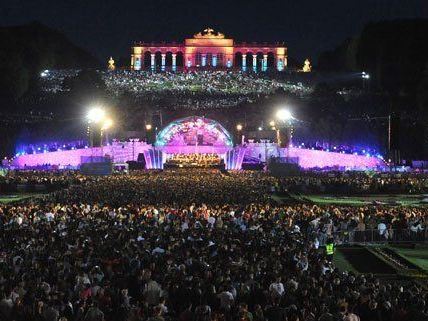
[
  {"left": 275, "top": 108, "right": 294, "bottom": 160},
  {"left": 362, "top": 72, "right": 370, "bottom": 90},
  {"left": 87, "top": 107, "right": 106, "bottom": 148},
  {"left": 145, "top": 124, "right": 152, "bottom": 144},
  {"left": 236, "top": 124, "right": 243, "bottom": 145},
  {"left": 101, "top": 118, "right": 113, "bottom": 145},
  {"left": 101, "top": 118, "right": 113, "bottom": 157},
  {"left": 87, "top": 107, "right": 114, "bottom": 161}
]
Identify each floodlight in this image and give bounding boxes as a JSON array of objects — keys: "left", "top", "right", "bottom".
[
  {"left": 87, "top": 107, "right": 106, "bottom": 123},
  {"left": 276, "top": 109, "right": 293, "bottom": 121},
  {"left": 102, "top": 118, "right": 113, "bottom": 130}
]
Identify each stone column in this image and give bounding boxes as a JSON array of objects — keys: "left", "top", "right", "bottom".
[
  {"left": 161, "top": 54, "right": 166, "bottom": 68},
  {"left": 150, "top": 54, "right": 155, "bottom": 69},
  {"left": 172, "top": 53, "right": 177, "bottom": 69},
  {"left": 253, "top": 54, "right": 257, "bottom": 71},
  {"left": 201, "top": 54, "right": 207, "bottom": 67},
  {"left": 277, "top": 55, "right": 285, "bottom": 71},
  {"left": 226, "top": 54, "right": 233, "bottom": 68},
  {"left": 212, "top": 54, "right": 217, "bottom": 67},
  {"left": 132, "top": 47, "right": 143, "bottom": 70},
  {"left": 134, "top": 54, "right": 142, "bottom": 70},
  {"left": 263, "top": 54, "right": 268, "bottom": 71},
  {"left": 242, "top": 54, "right": 247, "bottom": 70},
  {"left": 185, "top": 53, "right": 192, "bottom": 68}
]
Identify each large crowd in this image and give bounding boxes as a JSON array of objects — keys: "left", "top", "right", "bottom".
[
  {"left": 102, "top": 70, "right": 310, "bottom": 98},
  {"left": 103, "top": 70, "right": 310, "bottom": 110},
  {"left": 275, "top": 172, "right": 428, "bottom": 195},
  {"left": 36, "top": 70, "right": 311, "bottom": 110},
  {"left": 0, "top": 170, "right": 427, "bottom": 321},
  {"left": 3, "top": 170, "right": 428, "bottom": 196}
]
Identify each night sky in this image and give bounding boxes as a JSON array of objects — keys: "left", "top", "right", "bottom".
[{"left": 1, "top": 0, "right": 427, "bottom": 63}]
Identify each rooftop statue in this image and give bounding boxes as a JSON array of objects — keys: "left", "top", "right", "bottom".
[
  {"left": 108, "top": 57, "right": 115, "bottom": 70},
  {"left": 302, "top": 59, "right": 311, "bottom": 72},
  {"left": 194, "top": 28, "right": 225, "bottom": 39}
]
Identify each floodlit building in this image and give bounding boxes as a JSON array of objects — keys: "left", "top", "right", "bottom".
[{"left": 131, "top": 28, "right": 287, "bottom": 71}]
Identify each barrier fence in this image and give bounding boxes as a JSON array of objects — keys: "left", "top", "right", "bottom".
[{"left": 322, "top": 228, "right": 427, "bottom": 244}]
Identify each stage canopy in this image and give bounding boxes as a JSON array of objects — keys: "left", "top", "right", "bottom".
[{"left": 155, "top": 116, "right": 233, "bottom": 147}]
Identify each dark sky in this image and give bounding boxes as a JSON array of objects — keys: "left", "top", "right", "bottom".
[{"left": 1, "top": 0, "right": 427, "bottom": 63}]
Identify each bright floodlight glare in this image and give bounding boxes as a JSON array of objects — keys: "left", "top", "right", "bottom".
[
  {"left": 276, "top": 109, "right": 293, "bottom": 121},
  {"left": 236, "top": 124, "right": 243, "bottom": 131},
  {"left": 102, "top": 118, "right": 113, "bottom": 130},
  {"left": 146, "top": 124, "right": 152, "bottom": 130},
  {"left": 87, "top": 107, "right": 106, "bottom": 123}
]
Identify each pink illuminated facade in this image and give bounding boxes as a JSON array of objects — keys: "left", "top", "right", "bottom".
[
  {"left": 12, "top": 141, "right": 152, "bottom": 168},
  {"left": 12, "top": 117, "right": 385, "bottom": 170},
  {"left": 131, "top": 28, "right": 287, "bottom": 71},
  {"left": 12, "top": 143, "right": 385, "bottom": 170},
  {"left": 243, "top": 143, "right": 385, "bottom": 170}
]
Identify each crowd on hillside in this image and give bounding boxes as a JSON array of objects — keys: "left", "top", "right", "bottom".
[
  {"left": 0, "top": 169, "right": 428, "bottom": 321},
  {"left": 103, "top": 70, "right": 310, "bottom": 110},
  {"left": 39, "top": 70, "right": 80, "bottom": 93},
  {"left": 36, "top": 70, "right": 311, "bottom": 110},
  {"left": 102, "top": 70, "right": 310, "bottom": 98}
]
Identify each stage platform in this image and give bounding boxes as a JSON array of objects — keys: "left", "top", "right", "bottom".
[
  {"left": 12, "top": 142, "right": 385, "bottom": 171},
  {"left": 12, "top": 116, "right": 385, "bottom": 171}
]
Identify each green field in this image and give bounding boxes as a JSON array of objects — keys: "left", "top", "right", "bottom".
[
  {"left": 0, "top": 193, "right": 43, "bottom": 204},
  {"left": 390, "top": 245, "right": 428, "bottom": 272},
  {"left": 302, "top": 194, "right": 427, "bottom": 207},
  {"left": 333, "top": 248, "right": 359, "bottom": 273}
]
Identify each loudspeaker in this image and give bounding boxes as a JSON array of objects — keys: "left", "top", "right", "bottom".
[
  {"left": 268, "top": 162, "right": 301, "bottom": 177},
  {"left": 137, "top": 153, "right": 146, "bottom": 162},
  {"left": 80, "top": 162, "right": 113, "bottom": 175},
  {"left": 126, "top": 161, "right": 146, "bottom": 170}
]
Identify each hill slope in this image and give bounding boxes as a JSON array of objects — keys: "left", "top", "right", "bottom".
[{"left": 0, "top": 21, "right": 100, "bottom": 103}]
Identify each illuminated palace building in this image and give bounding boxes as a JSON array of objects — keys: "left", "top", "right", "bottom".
[{"left": 130, "top": 28, "right": 287, "bottom": 71}]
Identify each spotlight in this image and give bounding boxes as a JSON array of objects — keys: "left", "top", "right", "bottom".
[
  {"left": 362, "top": 72, "right": 370, "bottom": 79},
  {"left": 102, "top": 118, "right": 113, "bottom": 130},
  {"left": 146, "top": 124, "right": 152, "bottom": 131},
  {"left": 236, "top": 124, "right": 243, "bottom": 131},
  {"left": 276, "top": 109, "right": 293, "bottom": 121},
  {"left": 87, "top": 107, "right": 106, "bottom": 124}
]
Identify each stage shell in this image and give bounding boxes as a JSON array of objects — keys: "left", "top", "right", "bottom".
[{"left": 155, "top": 116, "right": 233, "bottom": 148}]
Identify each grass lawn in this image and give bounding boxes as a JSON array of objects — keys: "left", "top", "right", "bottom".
[
  {"left": 333, "top": 248, "right": 359, "bottom": 274},
  {"left": 391, "top": 245, "right": 428, "bottom": 273},
  {"left": 303, "top": 194, "right": 426, "bottom": 207},
  {"left": 0, "top": 193, "right": 43, "bottom": 204}
]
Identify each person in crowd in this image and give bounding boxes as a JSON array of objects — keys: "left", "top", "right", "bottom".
[{"left": 325, "top": 237, "right": 335, "bottom": 262}]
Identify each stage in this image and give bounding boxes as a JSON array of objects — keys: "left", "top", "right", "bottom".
[{"left": 12, "top": 116, "right": 385, "bottom": 171}]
